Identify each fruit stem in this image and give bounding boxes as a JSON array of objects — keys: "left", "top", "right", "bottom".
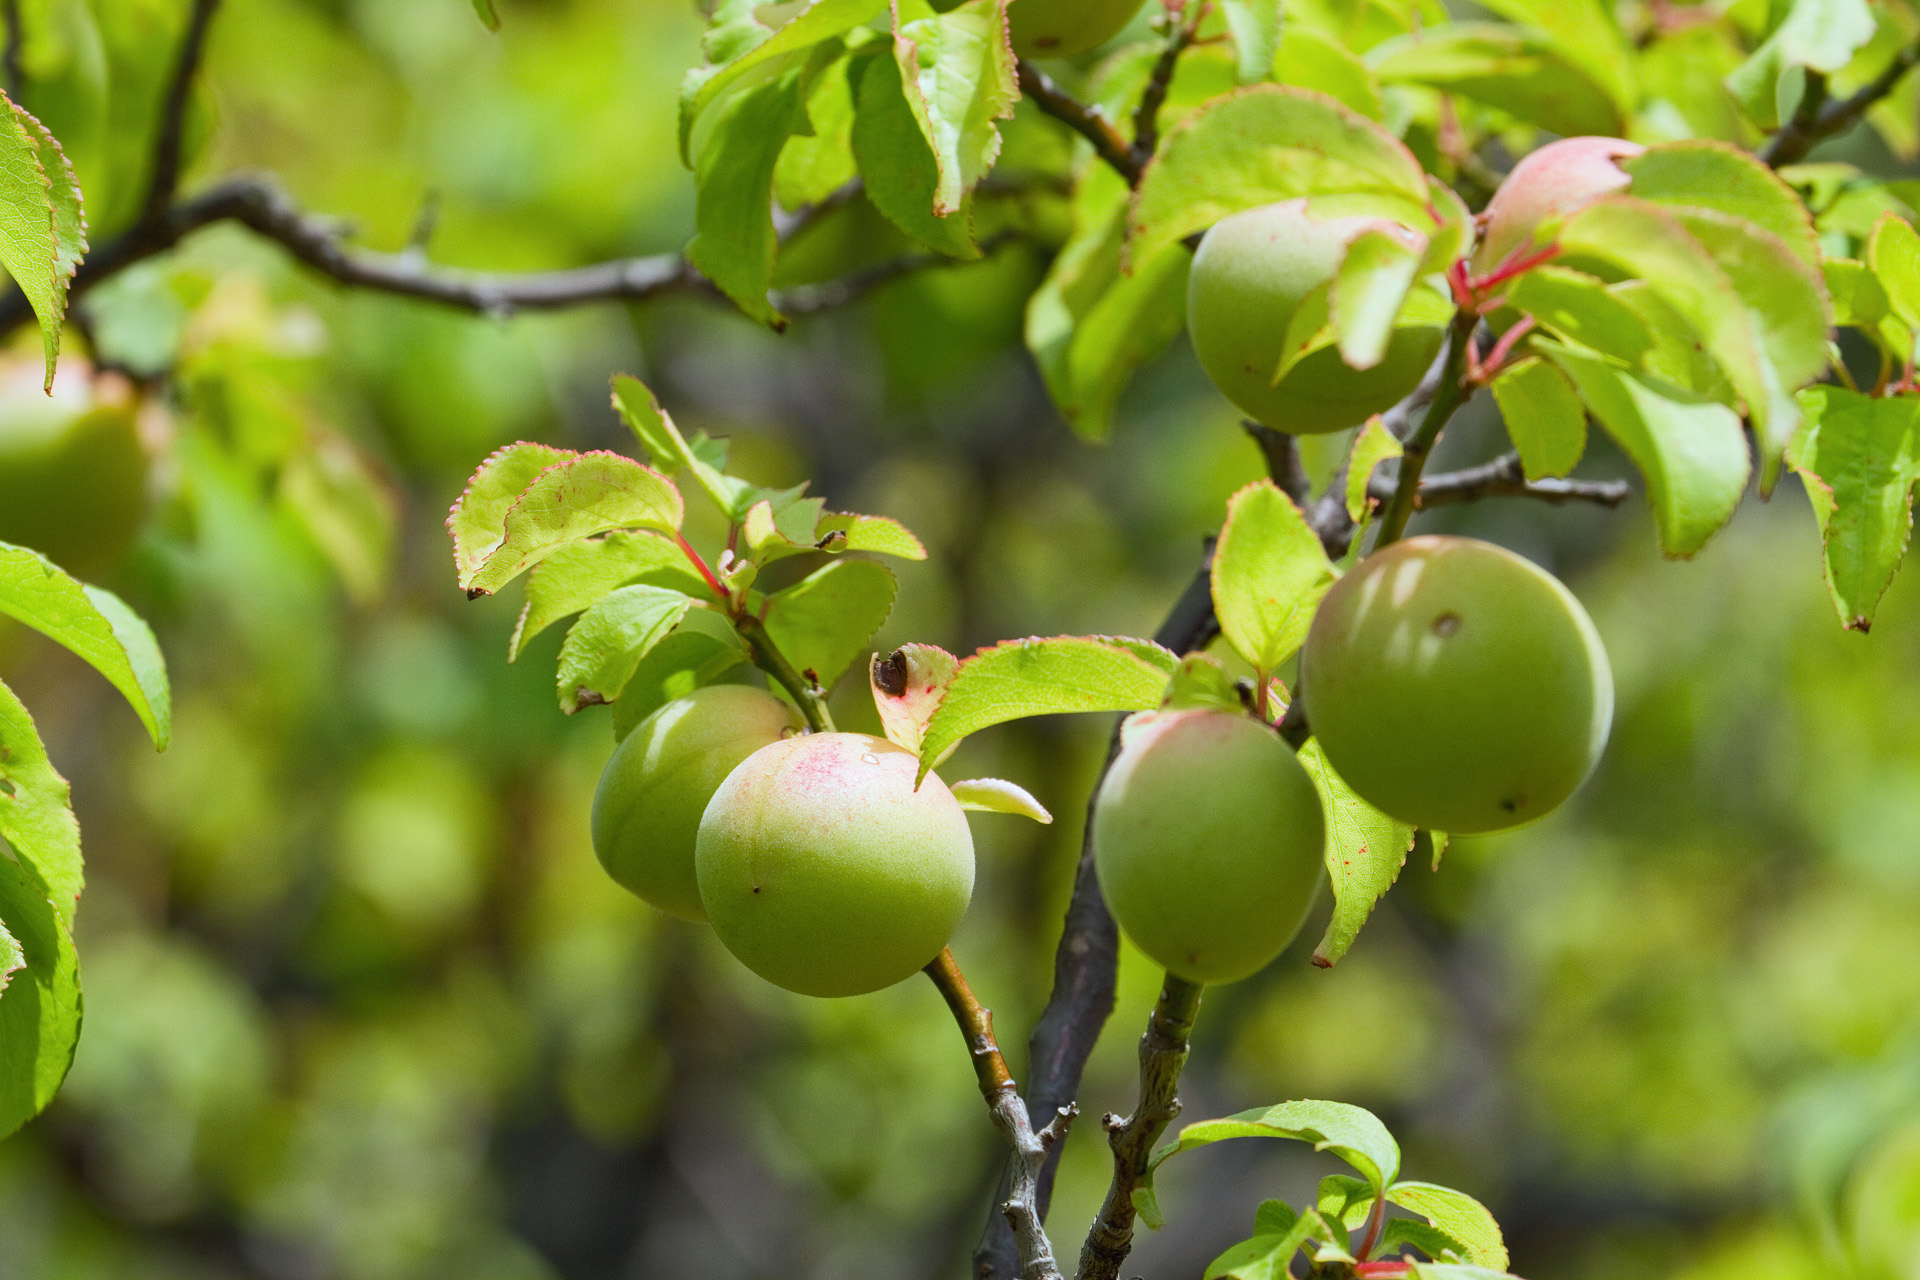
[
  {"left": 734, "top": 612, "right": 836, "bottom": 733},
  {"left": 1371, "top": 309, "right": 1480, "bottom": 551},
  {"left": 926, "top": 948, "right": 1075, "bottom": 1280},
  {"left": 1077, "top": 971, "right": 1204, "bottom": 1280}
]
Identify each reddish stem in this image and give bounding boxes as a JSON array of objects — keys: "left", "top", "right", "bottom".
[
  {"left": 1469, "top": 243, "right": 1560, "bottom": 303},
  {"left": 1355, "top": 1263, "right": 1411, "bottom": 1277},
  {"left": 1476, "top": 315, "right": 1537, "bottom": 384},
  {"left": 675, "top": 532, "right": 728, "bottom": 602}
]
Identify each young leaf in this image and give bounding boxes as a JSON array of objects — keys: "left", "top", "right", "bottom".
[
  {"left": 1409, "top": 1264, "right": 1523, "bottom": 1280},
  {"left": 1332, "top": 226, "right": 1425, "bottom": 371},
  {"left": 555, "top": 586, "right": 695, "bottom": 713},
  {"left": 1868, "top": 212, "right": 1920, "bottom": 336},
  {"left": 892, "top": 0, "right": 1017, "bottom": 217},
  {"left": 1163, "top": 651, "right": 1246, "bottom": 714},
  {"left": 1490, "top": 357, "right": 1587, "bottom": 481},
  {"left": 949, "top": 777, "right": 1052, "bottom": 822},
  {"left": 0, "top": 96, "right": 69, "bottom": 391},
  {"left": 1471, "top": 0, "right": 1634, "bottom": 115},
  {"left": 763, "top": 557, "right": 897, "bottom": 689},
  {"left": 1724, "top": 0, "right": 1876, "bottom": 130},
  {"left": 511, "top": 531, "right": 712, "bottom": 659},
  {"left": 1501, "top": 267, "right": 1652, "bottom": 367},
  {"left": 0, "top": 680, "right": 80, "bottom": 925},
  {"left": 447, "top": 441, "right": 574, "bottom": 584},
  {"left": 1299, "top": 739, "right": 1413, "bottom": 968},
  {"left": 1547, "top": 345, "right": 1750, "bottom": 558},
  {"left": 814, "top": 511, "right": 928, "bottom": 559},
  {"left": 915, "top": 635, "right": 1178, "bottom": 782},
  {"left": 0, "top": 545, "right": 170, "bottom": 750},
  {"left": 1219, "top": 0, "right": 1283, "bottom": 85},
  {"left": 680, "top": 0, "right": 887, "bottom": 162},
  {"left": 1211, "top": 480, "right": 1337, "bottom": 677},
  {"left": 1624, "top": 141, "right": 1821, "bottom": 269},
  {"left": 777, "top": 56, "right": 860, "bottom": 209},
  {"left": 1149, "top": 1099, "right": 1402, "bottom": 1196},
  {"left": 1344, "top": 416, "right": 1403, "bottom": 522},
  {"left": 462, "top": 453, "right": 685, "bottom": 596},
  {"left": 1367, "top": 24, "right": 1624, "bottom": 139},
  {"left": 1374, "top": 1219, "right": 1473, "bottom": 1263},
  {"left": 1318, "top": 1173, "right": 1375, "bottom": 1228},
  {"left": 0, "top": 846, "right": 81, "bottom": 1141},
  {"left": 1128, "top": 85, "right": 1430, "bottom": 271},
  {"left": 870, "top": 642, "right": 960, "bottom": 754},
  {"left": 1204, "top": 1205, "right": 1335, "bottom": 1280},
  {"left": 1790, "top": 385, "right": 1920, "bottom": 631},
  {"left": 1272, "top": 29, "right": 1386, "bottom": 121},
  {"left": 610, "top": 374, "right": 750, "bottom": 517},
  {"left": 852, "top": 51, "right": 979, "bottom": 258},
  {"left": 611, "top": 610, "right": 750, "bottom": 738},
  {"left": 687, "top": 68, "right": 817, "bottom": 328},
  {"left": 1825, "top": 257, "right": 1892, "bottom": 333},
  {"left": 470, "top": 0, "right": 500, "bottom": 29},
  {"left": 1388, "top": 1182, "right": 1509, "bottom": 1271}
]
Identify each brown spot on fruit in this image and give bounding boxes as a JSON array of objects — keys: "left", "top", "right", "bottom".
[{"left": 1432, "top": 611, "right": 1461, "bottom": 637}]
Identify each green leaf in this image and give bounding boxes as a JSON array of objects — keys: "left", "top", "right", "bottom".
[
  {"left": 461, "top": 452, "right": 685, "bottom": 597},
  {"left": 1547, "top": 345, "right": 1750, "bottom": 558},
  {"left": 1374, "top": 1219, "right": 1473, "bottom": 1263},
  {"left": 1221, "top": 0, "right": 1284, "bottom": 84},
  {"left": 280, "top": 430, "right": 400, "bottom": 606},
  {"left": 1388, "top": 1183, "right": 1509, "bottom": 1271},
  {"left": 447, "top": 441, "right": 574, "bottom": 586},
  {"left": 1789, "top": 385, "right": 1920, "bottom": 630},
  {"left": 852, "top": 51, "right": 978, "bottom": 258},
  {"left": 1725, "top": 0, "right": 1876, "bottom": 130},
  {"left": 916, "top": 635, "right": 1178, "bottom": 782},
  {"left": 1163, "top": 651, "right": 1247, "bottom": 713},
  {"left": 1027, "top": 197, "right": 1191, "bottom": 442},
  {"left": 555, "top": 585, "right": 695, "bottom": 713},
  {"left": 0, "top": 95, "right": 72, "bottom": 391},
  {"left": 470, "top": 0, "right": 500, "bottom": 29},
  {"left": 1344, "top": 416, "right": 1402, "bottom": 522},
  {"left": 1490, "top": 357, "right": 1587, "bottom": 481},
  {"left": 0, "top": 842, "right": 81, "bottom": 1141},
  {"left": 1869, "top": 212, "right": 1920, "bottom": 336},
  {"left": 949, "top": 777, "right": 1052, "bottom": 822},
  {"left": 511, "top": 531, "right": 711, "bottom": 659},
  {"left": 610, "top": 374, "right": 751, "bottom": 518},
  {"left": 680, "top": 0, "right": 887, "bottom": 163},
  {"left": 1332, "top": 226, "right": 1424, "bottom": 371},
  {"left": 687, "top": 67, "right": 816, "bottom": 328},
  {"left": 1625, "top": 141, "right": 1821, "bottom": 269},
  {"left": 1368, "top": 23, "right": 1625, "bottom": 139},
  {"left": 1128, "top": 84, "right": 1430, "bottom": 271},
  {"left": 776, "top": 51, "right": 861, "bottom": 209},
  {"left": 894, "top": 0, "right": 1016, "bottom": 217},
  {"left": 0, "top": 545, "right": 170, "bottom": 750},
  {"left": 1825, "top": 256, "right": 1892, "bottom": 332},
  {"left": 611, "top": 611, "right": 750, "bottom": 739},
  {"left": 1299, "top": 738, "right": 1413, "bottom": 968},
  {"left": 1408, "top": 1264, "right": 1522, "bottom": 1280},
  {"left": 1204, "top": 1206, "right": 1335, "bottom": 1279},
  {"left": 814, "top": 511, "right": 929, "bottom": 559},
  {"left": 1272, "top": 28, "right": 1385, "bottom": 121},
  {"left": 1150, "top": 1099, "right": 1402, "bottom": 1195},
  {"left": 1471, "top": 0, "right": 1635, "bottom": 115},
  {"left": 1503, "top": 266, "right": 1653, "bottom": 367},
  {"left": 1211, "top": 480, "right": 1338, "bottom": 676},
  {"left": 870, "top": 642, "right": 960, "bottom": 755},
  {"left": 0, "top": 679, "right": 81, "bottom": 928},
  {"left": 763, "top": 557, "right": 897, "bottom": 689}
]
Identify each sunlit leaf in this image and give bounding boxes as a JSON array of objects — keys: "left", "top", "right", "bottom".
[
  {"left": 0, "top": 95, "right": 74, "bottom": 390},
  {"left": 1625, "top": 141, "right": 1821, "bottom": 269},
  {"left": 555, "top": 585, "right": 695, "bottom": 713},
  {"left": 470, "top": 0, "right": 500, "bottom": 29},
  {"left": 1332, "top": 226, "right": 1424, "bottom": 371},
  {"left": 463, "top": 453, "right": 685, "bottom": 596},
  {"left": 1211, "top": 480, "right": 1337, "bottom": 676},
  {"left": 1343, "top": 416, "right": 1401, "bottom": 523},
  {"left": 1163, "top": 651, "right": 1246, "bottom": 714},
  {"left": 680, "top": 0, "right": 887, "bottom": 162},
  {"left": 687, "top": 67, "right": 817, "bottom": 328},
  {"left": 1299, "top": 739, "right": 1413, "bottom": 967},
  {"left": 1368, "top": 23, "right": 1624, "bottom": 139},
  {"left": 949, "top": 777, "right": 1052, "bottom": 822},
  {"left": 1388, "top": 1183, "right": 1509, "bottom": 1271},
  {"left": 1868, "top": 212, "right": 1920, "bottom": 337},
  {"left": 611, "top": 610, "right": 750, "bottom": 739},
  {"left": 0, "top": 544, "right": 170, "bottom": 749},
  {"left": 1145, "top": 1099, "right": 1401, "bottom": 1210},
  {"left": 763, "top": 557, "right": 897, "bottom": 688},
  {"left": 1490, "top": 356, "right": 1586, "bottom": 481},
  {"left": 1725, "top": 0, "right": 1876, "bottom": 130},
  {"left": 852, "top": 50, "right": 978, "bottom": 257},
  {"left": 893, "top": 0, "right": 1016, "bottom": 217},
  {"left": 0, "top": 840, "right": 80, "bottom": 1140},
  {"left": 1790, "top": 385, "right": 1920, "bottom": 631},
  {"left": 1204, "top": 1204, "right": 1336, "bottom": 1279},
  {"left": 1220, "top": 0, "right": 1283, "bottom": 84},
  {"left": 815, "top": 511, "right": 928, "bottom": 559},
  {"left": 870, "top": 642, "right": 960, "bottom": 755},
  {"left": 511, "top": 531, "right": 712, "bottom": 659},
  {"left": 447, "top": 441, "right": 573, "bottom": 585},
  {"left": 610, "top": 373, "right": 756, "bottom": 518},
  {"left": 1503, "top": 266, "right": 1653, "bottom": 367},
  {"left": 1472, "top": 0, "right": 1634, "bottom": 114},
  {"left": 1272, "top": 28, "right": 1384, "bottom": 121}
]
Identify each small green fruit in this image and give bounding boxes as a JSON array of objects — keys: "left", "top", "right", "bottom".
[
  {"left": 1008, "top": 0, "right": 1148, "bottom": 59},
  {"left": 1188, "top": 198, "right": 1447, "bottom": 434},
  {"left": 1093, "top": 709, "right": 1326, "bottom": 984},
  {"left": 592, "top": 684, "right": 804, "bottom": 920},
  {"left": 0, "top": 361, "right": 150, "bottom": 577},
  {"left": 1471, "top": 136, "right": 1641, "bottom": 275},
  {"left": 1300, "top": 535, "right": 1613, "bottom": 834},
  {"left": 696, "top": 732, "right": 974, "bottom": 997}
]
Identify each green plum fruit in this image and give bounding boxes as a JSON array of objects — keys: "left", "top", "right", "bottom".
[
  {"left": 1471, "top": 136, "right": 1641, "bottom": 275},
  {"left": 696, "top": 732, "right": 974, "bottom": 997},
  {"left": 592, "top": 684, "right": 804, "bottom": 920},
  {"left": 1188, "top": 198, "right": 1448, "bottom": 434},
  {"left": 1008, "top": 0, "right": 1147, "bottom": 59},
  {"left": 1093, "top": 709, "right": 1326, "bottom": 984},
  {"left": 1300, "top": 535, "right": 1613, "bottom": 834},
  {"left": 0, "top": 359, "right": 151, "bottom": 577}
]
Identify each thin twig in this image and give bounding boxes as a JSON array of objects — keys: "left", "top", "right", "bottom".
[
  {"left": 142, "top": 0, "right": 222, "bottom": 223},
  {"left": 1243, "top": 422, "right": 1309, "bottom": 506},
  {"left": 1762, "top": 50, "right": 1920, "bottom": 168},
  {"left": 1370, "top": 310, "right": 1481, "bottom": 549},
  {"left": 734, "top": 613, "right": 835, "bottom": 733},
  {"left": 927, "top": 949, "right": 1074, "bottom": 1280},
  {"left": 1373, "top": 452, "right": 1631, "bottom": 510},
  {"left": 1076, "top": 973, "right": 1204, "bottom": 1280},
  {"left": 1017, "top": 61, "right": 1141, "bottom": 186},
  {"left": 1129, "top": 5, "right": 1201, "bottom": 170}
]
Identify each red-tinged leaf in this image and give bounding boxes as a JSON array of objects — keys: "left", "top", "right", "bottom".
[
  {"left": 870, "top": 642, "right": 960, "bottom": 755},
  {"left": 448, "top": 442, "right": 574, "bottom": 586}
]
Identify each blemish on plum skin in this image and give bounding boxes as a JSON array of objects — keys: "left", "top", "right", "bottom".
[{"left": 1432, "top": 611, "right": 1461, "bottom": 637}]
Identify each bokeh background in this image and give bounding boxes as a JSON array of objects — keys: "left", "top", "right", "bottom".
[{"left": 4, "top": 2, "right": 1920, "bottom": 1278}]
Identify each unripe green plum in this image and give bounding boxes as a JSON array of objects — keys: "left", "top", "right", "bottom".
[
  {"left": 1188, "top": 199, "right": 1446, "bottom": 434},
  {"left": 1008, "top": 0, "right": 1147, "bottom": 59},
  {"left": 0, "top": 359, "right": 151, "bottom": 577},
  {"left": 592, "top": 684, "right": 804, "bottom": 920},
  {"left": 1300, "top": 536, "right": 1613, "bottom": 834},
  {"left": 1471, "top": 136, "right": 1641, "bottom": 275},
  {"left": 1093, "top": 709, "right": 1325, "bottom": 984},
  {"left": 696, "top": 732, "right": 974, "bottom": 997}
]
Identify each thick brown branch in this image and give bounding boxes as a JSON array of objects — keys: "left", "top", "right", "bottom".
[
  {"left": 143, "top": 0, "right": 223, "bottom": 222},
  {"left": 1379, "top": 452, "right": 1632, "bottom": 510},
  {"left": 1076, "top": 974, "right": 1204, "bottom": 1280},
  {"left": 927, "top": 949, "right": 1073, "bottom": 1280},
  {"left": 1762, "top": 50, "right": 1920, "bottom": 167},
  {"left": 1017, "top": 61, "right": 1141, "bottom": 186},
  {"left": 1243, "top": 422, "right": 1310, "bottom": 506}
]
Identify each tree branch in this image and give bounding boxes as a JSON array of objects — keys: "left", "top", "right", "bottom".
[
  {"left": 1128, "top": 4, "right": 1200, "bottom": 171},
  {"left": 1370, "top": 310, "right": 1481, "bottom": 549},
  {"left": 927, "top": 948, "right": 1074, "bottom": 1280},
  {"left": 1375, "top": 452, "right": 1631, "bottom": 510},
  {"left": 1242, "top": 421, "right": 1310, "bottom": 506},
  {"left": 1762, "top": 49, "right": 1920, "bottom": 168},
  {"left": 1076, "top": 973, "right": 1204, "bottom": 1280},
  {"left": 142, "top": 0, "right": 223, "bottom": 222},
  {"left": 1017, "top": 61, "right": 1141, "bottom": 187}
]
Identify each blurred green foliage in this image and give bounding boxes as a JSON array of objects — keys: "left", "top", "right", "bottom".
[{"left": 4, "top": 0, "right": 1920, "bottom": 1278}]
